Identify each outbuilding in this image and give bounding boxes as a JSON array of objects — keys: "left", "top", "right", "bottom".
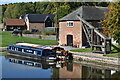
[
  {"left": 59, "top": 6, "right": 109, "bottom": 48},
  {"left": 20, "top": 14, "right": 55, "bottom": 33},
  {"left": 4, "top": 19, "right": 26, "bottom": 31}
]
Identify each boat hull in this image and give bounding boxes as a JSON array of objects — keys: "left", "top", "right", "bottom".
[{"left": 7, "top": 50, "right": 57, "bottom": 61}]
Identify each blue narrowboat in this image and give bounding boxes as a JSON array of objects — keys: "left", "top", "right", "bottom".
[{"left": 7, "top": 43, "right": 67, "bottom": 60}]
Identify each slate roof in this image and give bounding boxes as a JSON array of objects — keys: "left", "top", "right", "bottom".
[
  {"left": 59, "top": 6, "right": 109, "bottom": 21},
  {"left": 4, "top": 19, "right": 25, "bottom": 26},
  {"left": 26, "top": 14, "right": 55, "bottom": 23}
]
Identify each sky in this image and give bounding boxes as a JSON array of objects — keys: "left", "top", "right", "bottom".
[
  {"left": 0, "top": 0, "right": 113, "bottom": 5},
  {"left": 0, "top": 0, "right": 44, "bottom": 5}
]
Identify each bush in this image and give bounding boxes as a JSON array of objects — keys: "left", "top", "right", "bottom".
[
  {"left": 23, "top": 30, "right": 31, "bottom": 34},
  {"left": 43, "top": 31, "right": 56, "bottom": 35}
]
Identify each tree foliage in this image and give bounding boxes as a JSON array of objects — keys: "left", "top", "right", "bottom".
[
  {"left": 101, "top": 2, "right": 120, "bottom": 40},
  {"left": 2, "top": 2, "right": 109, "bottom": 20}
]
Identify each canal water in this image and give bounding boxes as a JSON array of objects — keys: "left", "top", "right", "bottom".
[{"left": 0, "top": 54, "right": 120, "bottom": 79}]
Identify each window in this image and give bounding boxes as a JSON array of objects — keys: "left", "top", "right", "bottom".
[
  {"left": 32, "top": 29, "right": 39, "bottom": 33},
  {"left": 37, "top": 51, "right": 42, "bottom": 56},
  {"left": 67, "top": 21, "right": 74, "bottom": 27}
]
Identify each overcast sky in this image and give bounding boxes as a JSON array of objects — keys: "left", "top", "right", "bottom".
[{"left": 0, "top": 0, "right": 113, "bottom": 5}]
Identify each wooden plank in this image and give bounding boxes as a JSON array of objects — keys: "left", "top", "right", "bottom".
[
  {"left": 77, "top": 15, "right": 108, "bottom": 39},
  {"left": 92, "top": 45, "right": 104, "bottom": 47},
  {"left": 82, "top": 23, "right": 91, "bottom": 45}
]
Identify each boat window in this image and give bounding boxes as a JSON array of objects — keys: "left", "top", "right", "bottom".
[
  {"left": 11, "top": 47, "right": 15, "bottom": 50},
  {"left": 15, "top": 47, "right": 18, "bottom": 51},
  {"left": 24, "top": 49, "right": 34, "bottom": 54},
  {"left": 18, "top": 60, "right": 23, "bottom": 64},
  {"left": 14, "top": 48, "right": 16, "bottom": 51},
  {"left": 42, "top": 49, "right": 52, "bottom": 56},
  {"left": 22, "top": 49, "right": 24, "bottom": 52},
  {"left": 18, "top": 48, "right": 22, "bottom": 51},
  {"left": 24, "top": 61, "right": 34, "bottom": 66},
  {"left": 34, "top": 51, "right": 37, "bottom": 55},
  {"left": 35, "top": 63, "right": 42, "bottom": 67},
  {"left": 9, "top": 46, "right": 12, "bottom": 50},
  {"left": 37, "top": 51, "right": 42, "bottom": 56}
]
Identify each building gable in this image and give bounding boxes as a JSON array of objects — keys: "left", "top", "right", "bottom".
[{"left": 26, "top": 14, "right": 55, "bottom": 23}]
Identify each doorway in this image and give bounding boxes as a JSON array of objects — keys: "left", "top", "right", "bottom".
[{"left": 67, "top": 35, "right": 73, "bottom": 46}]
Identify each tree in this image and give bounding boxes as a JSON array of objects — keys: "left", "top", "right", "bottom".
[
  {"left": 101, "top": 2, "right": 120, "bottom": 41},
  {"left": 4, "top": 4, "right": 14, "bottom": 18}
]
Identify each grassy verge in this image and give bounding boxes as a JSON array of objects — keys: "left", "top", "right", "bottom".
[
  {"left": 1, "top": 31, "right": 57, "bottom": 47},
  {"left": 71, "top": 46, "right": 120, "bottom": 58},
  {"left": 70, "top": 48, "right": 91, "bottom": 52},
  {"left": 104, "top": 52, "right": 120, "bottom": 58},
  {"left": 104, "top": 45, "right": 120, "bottom": 58}
]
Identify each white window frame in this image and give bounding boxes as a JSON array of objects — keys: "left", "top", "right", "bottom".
[{"left": 67, "top": 21, "right": 74, "bottom": 27}]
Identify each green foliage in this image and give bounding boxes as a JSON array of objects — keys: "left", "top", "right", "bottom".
[
  {"left": 101, "top": 2, "right": 120, "bottom": 41},
  {"left": 104, "top": 52, "right": 120, "bottom": 58},
  {"left": 43, "top": 31, "right": 56, "bottom": 35},
  {"left": 22, "top": 30, "right": 31, "bottom": 34},
  {"left": 2, "top": 2, "right": 109, "bottom": 22}
]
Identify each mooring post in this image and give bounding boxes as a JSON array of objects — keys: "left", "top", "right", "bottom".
[
  {"left": 104, "top": 39, "right": 111, "bottom": 54},
  {"left": 91, "top": 28, "right": 94, "bottom": 52}
]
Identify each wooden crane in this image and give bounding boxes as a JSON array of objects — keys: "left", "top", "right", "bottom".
[{"left": 77, "top": 15, "right": 111, "bottom": 54}]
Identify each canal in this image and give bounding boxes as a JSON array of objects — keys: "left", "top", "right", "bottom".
[{"left": 0, "top": 54, "right": 120, "bottom": 79}]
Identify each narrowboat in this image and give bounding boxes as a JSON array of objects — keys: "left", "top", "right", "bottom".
[{"left": 7, "top": 43, "right": 72, "bottom": 61}]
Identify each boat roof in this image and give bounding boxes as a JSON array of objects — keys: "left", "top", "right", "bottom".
[
  {"left": 16, "top": 43, "right": 52, "bottom": 50},
  {"left": 9, "top": 45, "right": 45, "bottom": 51}
]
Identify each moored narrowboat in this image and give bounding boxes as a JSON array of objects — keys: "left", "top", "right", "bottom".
[{"left": 7, "top": 43, "right": 72, "bottom": 60}]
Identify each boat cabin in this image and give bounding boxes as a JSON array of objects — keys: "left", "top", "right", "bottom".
[{"left": 7, "top": 45, "right": 54, "bottom": 57}]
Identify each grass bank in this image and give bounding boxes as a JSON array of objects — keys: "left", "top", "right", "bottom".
[
  {"left": 1, "top": 31, "right": 57, "bottom": 47},
  {"left": 70, "top": 48, "right": 91, "bottom": 52},
  {"left": 104, "top": 52, "right": 120, "bottom": 58},
  {"left": 70, "top": 46, "right": 120, "bottom": 58}
]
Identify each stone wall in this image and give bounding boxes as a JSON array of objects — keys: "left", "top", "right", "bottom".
[
  {"left": 72, "top": 51, "right": 119, "bottom": 66},
  {"left": 23, "top": 34, "right": 56, "bottom": 40}
]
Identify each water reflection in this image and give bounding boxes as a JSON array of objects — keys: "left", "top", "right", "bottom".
[
  {"left": 1, "top": 54, "right": 120, "bottom": 79},
  {"left": 5, "top": 55, "right": 68, "bottom": 70},
  {"left": 59, "top": 62, "right": 119, "bottom": 79}
]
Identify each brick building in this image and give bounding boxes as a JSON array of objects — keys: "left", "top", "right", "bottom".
[
  {"left": 4, "top": 19, "right": 26, "bottom": 31},
  {"left": 20, "top": 14, "right": 55, "bottom": 32},
  {"left": 59, "top": 6, "right": 108, "bottom": 48}
]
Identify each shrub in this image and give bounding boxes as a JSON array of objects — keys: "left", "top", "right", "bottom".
[
  {"left": 23, "top": 30, "right": 31, "bottom": 34},
  {"left": 43, "top": 31, "right": 56, "bottom": 35}
]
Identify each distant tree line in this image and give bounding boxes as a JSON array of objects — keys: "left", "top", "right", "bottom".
[{"left": 2, "top": 2, "right": 109, "bottom": 23}]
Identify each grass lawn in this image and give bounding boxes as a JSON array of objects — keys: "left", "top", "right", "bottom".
[
  {"left": 104, "top": 52, "right": 120, "bottom": 58},
  {"left": 1, "top": 31, "right": 57, "bottom": 47},
  {"left": 70, "top": 48, "right": 91, "bottom": 52},
  {"left": 104, "top": 45, "right": 120, "bottom": 58},
  {"left": 70, "top": 45, "right": 120, "bottom": 58}
]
